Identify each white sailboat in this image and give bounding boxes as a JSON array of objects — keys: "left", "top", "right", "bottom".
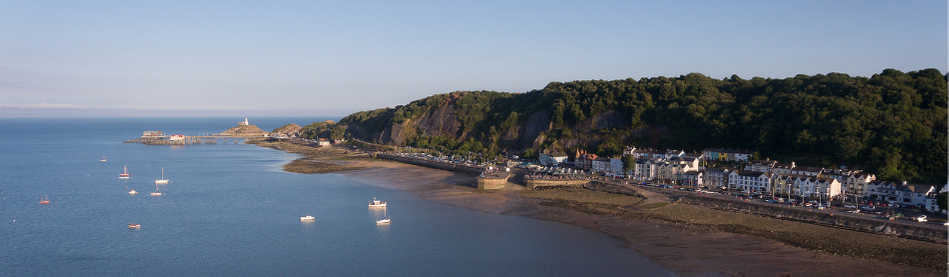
[
  {"left": 155, "top": 167, "right": 169, "bottom": 185},
  {"left": 150, "top": 183, "right": 163, "bottom": 196},
  {"left": 376, "top": 208, "right": 391, "bottom": 224}
]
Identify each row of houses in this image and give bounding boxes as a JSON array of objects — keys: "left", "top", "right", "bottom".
[{"left": 537, "top": 147, "right": 943, "bottom": 212}]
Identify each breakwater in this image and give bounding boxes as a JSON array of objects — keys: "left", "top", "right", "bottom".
[
  {"left": 124, "top": 137, "right": 245, "bottom": 145},
  {"left": 678, "top": 195, "right": 948, "bottom": 244}
]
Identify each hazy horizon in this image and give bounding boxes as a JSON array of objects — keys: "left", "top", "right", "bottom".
[{"left": 2, "top": 1, "right": 946, "bottom": 117}]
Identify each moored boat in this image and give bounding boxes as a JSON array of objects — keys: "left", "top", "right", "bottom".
[
  {"left": 119, "top": 165, "right": 131, "bottom": 179},
  {"left": 100, "top": 156, "right": 107, "bottom": 162},
  {"left": 129, "top": 189, "right": 138, "bottom": 195},
  {"left": 155, "top": 167, "right": 169, "bottom": 184},
  {"left": 39, "top": 196, "right": 50, "bottom": 204},
  {"left": 376, "top": 209, "right": 391, "bottom": 224},
  {"left": 368, "top": 197, "right": 387, "bottom": 207},
  {"left": 300, "top": 215, "right": 315, "bottom": 221},
  {"left": 150, "top": 184, "right": 162, "bottom": 196},
  {"left": 128, "top": 223, "right": 141, "bottom": 228}
]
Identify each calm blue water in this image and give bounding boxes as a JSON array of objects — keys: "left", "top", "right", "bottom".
[{"left": 0, "top": 117, "right": 671, "bottom": 276}]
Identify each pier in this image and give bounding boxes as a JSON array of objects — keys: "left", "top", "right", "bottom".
[{"left": 123, "top": 136, "right": 254, "bottom": 145}]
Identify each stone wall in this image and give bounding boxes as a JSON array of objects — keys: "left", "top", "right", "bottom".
[
  {"left": 477, "top": 173, "right": 509, "bottom": 190},
  {"left": 525, "top": 179, "right": 591, "bottom": 189},
  {"left": 679, "top": 195, "right": 947, "bottom": 244}
]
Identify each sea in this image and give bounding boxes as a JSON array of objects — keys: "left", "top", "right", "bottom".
[{"left": 0, "top": 117, "right": 672, "bottom": 276}]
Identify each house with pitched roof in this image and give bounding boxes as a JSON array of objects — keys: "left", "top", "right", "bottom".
[
  {"left": 895, "top": 183, "right": 936, "bottom": 207},
  {"left": 705, "top": 167, "right": 730, "bottom": 189},
  {"left": 728, "top": 170, "right": 773, "bottom": 193}
]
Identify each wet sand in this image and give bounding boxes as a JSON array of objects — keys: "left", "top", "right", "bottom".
[
  {"left": 254, "top": 141, "right": 946, "bottom": 276},
  {"left": 339, "top": 159, "right": 944, "bottom": 276}
]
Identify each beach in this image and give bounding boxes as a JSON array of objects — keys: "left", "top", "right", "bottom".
[{"left": 254, "top": 140, "right": 946, "bottom": 276}]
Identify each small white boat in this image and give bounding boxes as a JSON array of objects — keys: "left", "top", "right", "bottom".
[
  {"left": 150, "top": 184, "right": 162, "bottom": 196},
  {"left": 128, "top": 223, "right": 141, "bottom": 228},
  {"left": 300, "top": 215, "right": 315, "bottom": 221},
  {"left": 100, "top": 156, "right": 107, "bottom": 162},
  {"left": 376, "top": 209, "right": 391, "bottom": 224},
  {"left": 368, "top": 197, "right": 387, "bottom": 207},
  {"left": 119, "top": 165, "right": 131, "bottom": 179},
  {"left": 155, "top": 167, "right": 169, "bottom": 185},
  {"left": 129, "top": 189, "right": 138, "bottom": 195}
]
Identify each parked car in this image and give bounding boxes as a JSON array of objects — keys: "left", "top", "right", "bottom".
[
  {"left": 843, "top": 204, "right": 857, "bottom": 209},
  {"left": 915, "top": 215, "right": 928, "bottom": 222},
  {"left": 861, "top": 206, "right": 875, "bottom": 211}
]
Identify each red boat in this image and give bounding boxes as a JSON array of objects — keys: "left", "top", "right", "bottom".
[
  {"left": 119, "top": 165, "right": 131, "bottom": 179},
  {"left": 39, "top": 196, "right": 50, "bottom": 204}
]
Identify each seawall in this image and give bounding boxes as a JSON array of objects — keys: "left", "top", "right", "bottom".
[{"left": 679, "top": 195, "right": 948, "bottom": 244}]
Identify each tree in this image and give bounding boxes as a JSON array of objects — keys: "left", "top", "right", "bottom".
[{"left": 938, "top": 193, "right": 947, "bottom": 212}]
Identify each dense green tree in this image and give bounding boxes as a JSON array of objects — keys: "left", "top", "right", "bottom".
[{"left": 337, "top": 69, "right": 947, "bottom": 184}]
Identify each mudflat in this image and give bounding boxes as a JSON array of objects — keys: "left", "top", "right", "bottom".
[{"left": 255, "top": 140, "right": 947, "bottom": 276}]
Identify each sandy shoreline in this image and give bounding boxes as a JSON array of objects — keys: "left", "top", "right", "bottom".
[{"left": 252, "top": 141, "right": 946, "bottom": 276}]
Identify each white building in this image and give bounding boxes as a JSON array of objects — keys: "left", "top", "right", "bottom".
[
  {"left": 793, "top": 177, "right": 841, "bottom": 199},
  {"left": 728, "top": 170, "right": 773, "bottom": 193},
  {"left": 683, "top": 170, "right": 703, "bottom": 187},
  {"left": 609, "top": 157, "right": 625, "bottom": 177},
  {"left": 704, "top": 167, "right": 730, "bottom": 189},
  {"left": 895, "top": 183, "right": 936, "bottom": 208},
  {"left": 539, "top": 152, "right": 568, "bottom": 166},
  {"left": 592, "top": 157, "right": 611, "bottom": 175}
]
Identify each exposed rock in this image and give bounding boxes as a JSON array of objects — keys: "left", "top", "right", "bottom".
[
  {"left": 271, "top": 123, "right": 302, "bottom": 135},
  {"left": 217, "top": 125, "right": 268, "bottom": 137}
]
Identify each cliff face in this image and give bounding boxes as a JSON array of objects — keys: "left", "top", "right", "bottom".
[{"left": 342, "top": 91, "right": 625, "bottom": 152}]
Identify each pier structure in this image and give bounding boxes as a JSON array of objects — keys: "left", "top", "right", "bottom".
[{"left": 124, "top": 135, "right": 256, "bottom": 145}]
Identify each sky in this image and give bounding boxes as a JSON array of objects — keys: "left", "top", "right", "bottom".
[{"left": 1, "top": 1, "right": 946, "bottom": 117}]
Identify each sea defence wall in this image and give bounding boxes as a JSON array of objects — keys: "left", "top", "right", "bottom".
[
  {"left": 376, "top": 154, "right": 483, "bottom": 175},
  {"left": 525, "top": 179, "right": 591, "bottom": 189},
  {"left": 679, "top": 195, "right": 948, "bottom": 244}
]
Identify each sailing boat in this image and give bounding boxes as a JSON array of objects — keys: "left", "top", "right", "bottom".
[
  {"left": 39, "top": 195, "right": 50, "bottom": 204},
  {"left": 150, "top": 183, "right": 163, "bottom": 196},
  {"left": 119, "top": 165, "right": 131, "bottom": 179},
  {"left": 155, "top": 167, "right": 169, "bottom": 185},
  {"left": 376, "top": 208, "right": 391, "bottom": 224},
  {"left": 100, "top": 156, "right": 107, "bottom": 162}
]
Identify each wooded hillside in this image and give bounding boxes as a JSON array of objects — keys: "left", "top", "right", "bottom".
[{"left": 329, "top": 69, "right": 947, "bottom": 184}]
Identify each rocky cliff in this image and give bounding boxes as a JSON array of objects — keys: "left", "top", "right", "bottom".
[{"left": 271, "top": 123, "right": 302, "bottom": 135}]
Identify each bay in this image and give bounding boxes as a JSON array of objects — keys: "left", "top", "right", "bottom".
[{"left": 0, "top": 117, "right": 671, "bottom": 276}]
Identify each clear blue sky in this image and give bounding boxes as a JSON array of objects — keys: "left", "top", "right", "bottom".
[{"left": 1, "top": 1, "right": 946, "bottom": 117}]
